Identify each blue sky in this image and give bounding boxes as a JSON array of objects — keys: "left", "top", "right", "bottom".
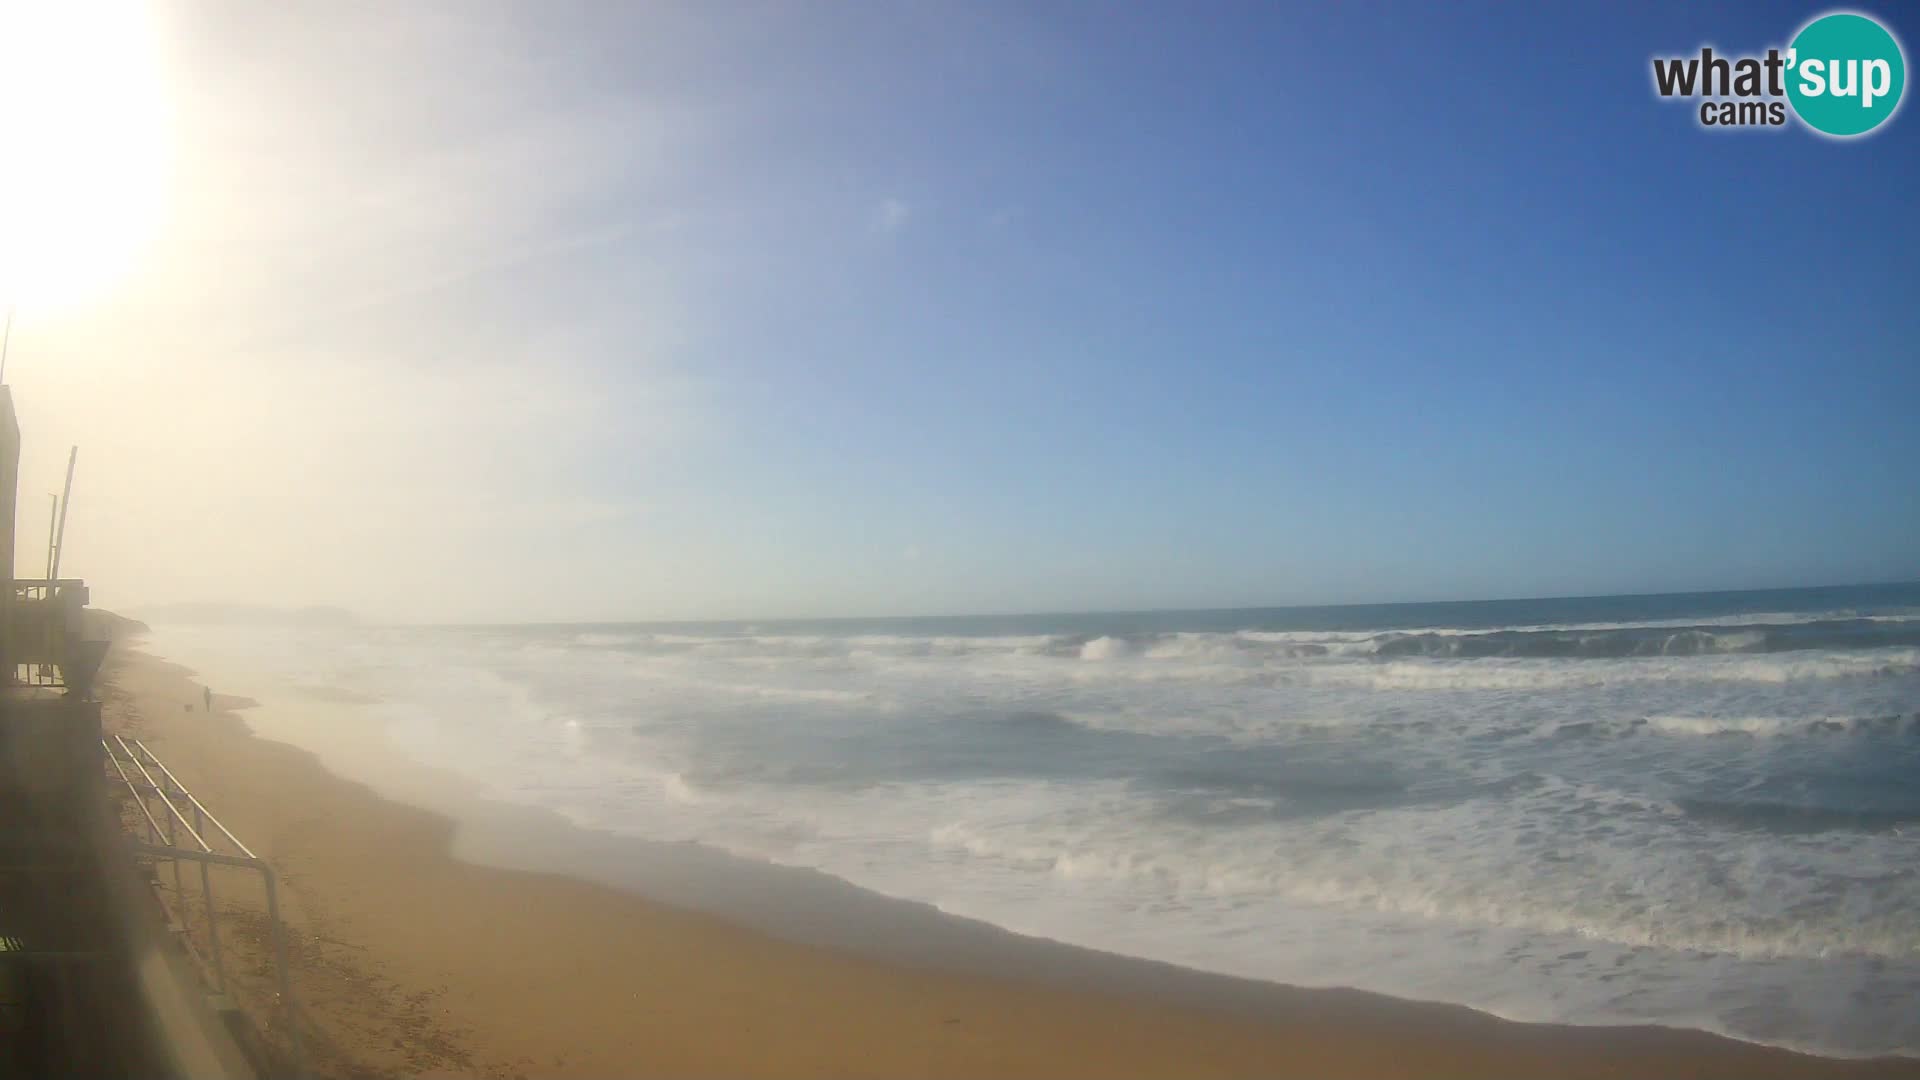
[{"left": 14, "top": 1, "right": 1920, "bottom": 620}]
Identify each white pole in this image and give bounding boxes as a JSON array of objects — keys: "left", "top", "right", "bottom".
[
  {"left": 43, "top": 493, "right": 55, "bottom": 581},
  {"left": 48, "top": 446, "right": 76, "bottom": 583}
]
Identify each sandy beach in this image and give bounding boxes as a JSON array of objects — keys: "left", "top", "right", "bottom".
[{"left": 97, "top": 637, "right": 1920, "bottom": 1080}]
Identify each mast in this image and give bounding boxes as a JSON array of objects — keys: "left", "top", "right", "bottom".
[
  {"left": 43, "top": 493, "right": 56, "bottom": 581},
  {"left": 48, "top": 446, "right": 75, "bottom": 583}
]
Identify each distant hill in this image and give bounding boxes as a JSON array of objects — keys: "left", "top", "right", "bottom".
[
  {"left": 130, "top": 604, "right": 360, "bottom": 628},
  {"left": 82, "top": 609, "right": 151, "bottom": 641}
]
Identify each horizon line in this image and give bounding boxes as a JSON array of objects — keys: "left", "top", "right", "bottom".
[{"left": 124, "top": 577, "right": 1920, "bottom": 630}]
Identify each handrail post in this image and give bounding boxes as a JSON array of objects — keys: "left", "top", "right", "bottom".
[
  {"left": 261, "top": 867, "right": 304, "bottom": 1075},
  {"left": 194, "top": 799, "right": 226, "bottom": 991},
  {"left": 164, "top": 781, "right": 183, "bottom": 905}
]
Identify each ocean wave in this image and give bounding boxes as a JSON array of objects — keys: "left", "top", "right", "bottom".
[
  {"left": 1641, "top": 712, "right": 1920, "bottom": 738},
  {"left": 572, "top": 632, "right": 644, "bottom": 647},
  {"left": 980, "top": 710, "right": 1087, "bottom": 734},
  {"left": 1078, "top": 635, "right": 1132, "bottom": 660},
  {"left": 544, "top": 610, "right": 1920, "bottom": 668},
  {"left": 1367, "top": 620, "right": 1920, "bottom": 659},
  {"left": 1676, "top": 797, "right": 1920, "bottom": 834},
  {"left": 1062, "top": 620, "right": 1917, "bottom": 669},
  {"left": 1296, "top": 650, "right": 1920, "bottom": 691},
  {"left": 923, "top": 808, "right": 1919, "bottom": 962}
]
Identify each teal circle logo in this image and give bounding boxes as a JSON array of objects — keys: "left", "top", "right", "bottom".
[{"left": 1786, "top": 12, "right": 1906, "bottom": 137}]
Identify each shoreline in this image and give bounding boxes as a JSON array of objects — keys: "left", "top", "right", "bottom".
[{"left": 102, "top": 637, "right": 1920, "bottom": 1078}]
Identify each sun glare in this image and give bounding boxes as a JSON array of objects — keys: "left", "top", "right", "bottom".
[{"left": 0, "top": 0, "right": 170, "bottom": 314}]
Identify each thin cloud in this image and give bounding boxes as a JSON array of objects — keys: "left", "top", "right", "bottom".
[{"left": 872, "top": 197, "right": 911, "bottom": 233}]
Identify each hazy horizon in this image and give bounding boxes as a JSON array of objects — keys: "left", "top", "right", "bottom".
[
  {"left": 6, "top": 1, "right": 1917, "bottom": 624},
  {"left": 121, "top": 577, "right": 1920, "bottom": 630}
]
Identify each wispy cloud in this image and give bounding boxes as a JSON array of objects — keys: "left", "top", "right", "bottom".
[{"left": 871, "top": 197, "right": 912, "bottom": 233}]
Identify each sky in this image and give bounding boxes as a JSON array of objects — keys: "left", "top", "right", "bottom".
[{"left": 0, "top": 0, "right": 1916, "bottom": 623}]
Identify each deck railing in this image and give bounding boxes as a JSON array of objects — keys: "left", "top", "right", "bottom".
[
  {"left": 102, "top": 734, "right": 304, "bottom": 1076},
  {"left": 11, "top": 579, "right": 86, "bottom": 603}
]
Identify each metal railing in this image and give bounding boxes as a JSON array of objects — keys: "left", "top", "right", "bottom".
[{"left": 102, "top": 735, "right": 304, "bottom": 1075}]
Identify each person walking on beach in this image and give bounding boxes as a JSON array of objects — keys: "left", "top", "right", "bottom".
[{"left": 203, "top": 686, "right": 212, "bottom": 713}]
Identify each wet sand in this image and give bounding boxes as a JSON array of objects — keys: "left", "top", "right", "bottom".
[{"left": 100, "top": 638, "right": 1920, "bottom": 1079}]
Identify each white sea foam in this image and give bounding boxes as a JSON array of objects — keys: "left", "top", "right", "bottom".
[
  {"left": 1292, "top": 649, "right": 1920, "bottom": 692},
  {"left": 573, "top": 632, "right": 643, "bottom": 647},
  {"left": 1648, "top": 714, "right": 1828, "bottom": 737},
  {"left": 560, "top": 609, "right": 1920, "bottom": 668}
]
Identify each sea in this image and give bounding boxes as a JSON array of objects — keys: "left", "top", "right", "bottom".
[{"left": 145, "top": 582, "right": 1920, "bottom": 1058}]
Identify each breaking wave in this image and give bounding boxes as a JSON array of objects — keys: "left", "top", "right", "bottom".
[{"left": 1641, "top": 712, "right": 1920, "bottom": 738}]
